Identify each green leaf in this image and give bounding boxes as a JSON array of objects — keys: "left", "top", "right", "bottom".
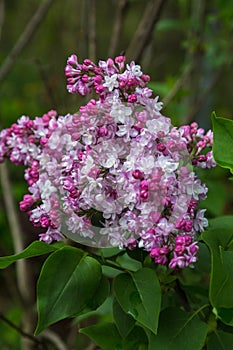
[
  {"left": 80, "top": 322, "right": 123, "bottom": 350},
  {"left": 35, "top": 246, "right": 102, "bottom": 334},
  {"left": 114, "top": 268, "right": 161, "bottom": 334},
  {"left": 86, "top": 274, "right": 110, "bottom": 311},
  {"left": 126, "top": 326, "right": 148, "bottom": 350},
  {"left": 148, "top": 307, "right": 208, "bottom": 350},
  {"left": 0, "top": 241, "right": 63, "bottom": 269},
  {"left": 102, "top": 265, "right": 122, "bottom": 278},
  {"left": 207, "top": 330, "right": 233, "bottom": 350},
  {"left": 212, "top": 112, "right": 233, "bottom": 172},
  {"left": 116, "top": 253, "right": 142, "bottom": 272},
  {"left": 99, "top": 247, "right": 122, "bottom": 258},
  {"left": 80, "top": 323, "right": 148, "bottom": 350},
  {"left": 73, "top": 295, "right": 113, "bottom": 324},
  {"left": 113, "top": 297, "right": 135, "bottom": 338},
  {"left": 217, "top": 307, "right": 233, "bottom": 326},
  {"left": 202, "top": 229, "right": 233, "bottom": 308},
  {"left": 209, "top": 216, "right": 233, "bottom": 238}
]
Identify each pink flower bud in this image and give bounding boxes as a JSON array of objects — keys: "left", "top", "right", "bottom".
[
  {"left": 140, "top": 180, "right": 148, "bottom": 190},
  {"left": 157, "top": 143, "right": 166, "bottom": 152},
  {"left": 115, "top": 56, "right": 126, "bottom": 64},
  {"left": 132, "top": 169, "right": 144, "bottom": 180},
  {"left": 128, "top": 94, "right": 137, "bottom": 103},
  {"left": 140, "top": 189, "right": 148, "bottom": 200}
]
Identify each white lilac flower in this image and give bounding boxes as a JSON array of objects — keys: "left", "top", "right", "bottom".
[
  {"left": 47, "top": 132, "right": 61, "bottom": 150},
  {"left": 138, "top": 155, "right": 156, "bottom": 175},
  {"left": 103, "top": 74, "right": 119, "bottom": 91},
  {"left": 131, "top": 64, "right": 142, "bottom": 77},
  {"left": 116, "top": 117, "right": 136, "bottom": 141},
  {"left": 126, "top": 62, "right": 142, "bottom": 77},
  {"left": 193, "top": 209, "right": 208, "bottom": 232},
  {"left": 110, "top": 102, "right": 132, "bottom": 124},
  {"left": 146, "top": 117, "right": 170, "bottom": 135},
  {"left": 80, "top": 155, "right": 95, "bottom": 177},
  {"left": 153, "top": 95, "right": 163, "bottom": 112},
  {"left": 39, "top": 178, "right": 57, "bottom": 200},
  {"left": 186, "top": 175, "right": 208, "bottom": 200},
  {"left": 156, "top": 156, "right": 179, "bottom": 175}
]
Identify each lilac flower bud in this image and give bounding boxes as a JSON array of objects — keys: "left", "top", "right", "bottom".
[
  {"left": 94, "top": 75, "right": 102, "bottom": 84},
  {"left": 157, "top": 143, "right": 166, "bottom": 152},
  {"left": 115, "top": 56, "right": 125, "bottom": 64},
  {"left": 174, "top": 244, "right": 186, "bottom": 255},
  {"left": 191, "top": 122, "right": 198, "bottom": 129},
  {"left": 83, "top": 59, "right": 94, "bottom": 66},
  {"left": 197, "top": 155, "right": 207, "bottom": 162},
  {"left": 98, "top": 127, "right": 108, "bottom": 137},
  {"left": 134, "top": 121, "right": 144, "bottom": 131},
  {"left": 140, "top": 189, "right": 149, "bottom": 200},
  {"left": 40, "top": 216, "right": 50, "bottom": 228},
  {"left": 181, "top": 125, "right": 191, "bottom": 137},
  {"left": 67, "top": 54, "right": 78, "bottom": 65},
  {"left": 150, "top": 247, "right": 160, "bottom": 258},
  {"left": 175, "top": 236, "right": 186, "bottom": 245},
  {"left": 20, "top": 194, "right": 34, "bottom": 211},
  {"left": 95, "top": 85, "right": 105, "bottom": 94},
  {"left": 141, "top": 74, "right": 150, "bottom": 83},
  {"left": 140, "top": 180, "right": 149, "bottom": 190},
  {"left": 128, "top": 94, "right": 137, "bottom": 103},
  {"left": 132, "top": 169, "right": 144, "bottom": 180},
  {"left": 183, "top": 235, "right": 193, "bottom": 245},
  {"left": 118, "top": 80, "right": 126, "bottom": 89},
  {"left": 81, "top": 74, "right": 89, "bottom": 83}
]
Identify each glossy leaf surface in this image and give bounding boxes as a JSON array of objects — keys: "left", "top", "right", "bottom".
[{"left": 35, "top": 246, "right": 102, "bottom": 334}]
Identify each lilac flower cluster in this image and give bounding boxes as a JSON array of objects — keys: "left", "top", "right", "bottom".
[
  {"left": 0, "top": 55, "right": 216, "bottom": 269},
  {"left": 65, "top": 54, "right": 152, "bottom": 103}
]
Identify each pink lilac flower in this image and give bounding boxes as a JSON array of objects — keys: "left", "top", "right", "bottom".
[{"left": 0, "top": 54, "right": 216, "bottom": 269}]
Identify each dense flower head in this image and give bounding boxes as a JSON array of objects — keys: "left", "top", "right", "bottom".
[
  {"left": 0, "top": 54, "right": 216, "bottom": 268},
  {"left": 65, "top": 54, "right": 152, "bottom": 104}
]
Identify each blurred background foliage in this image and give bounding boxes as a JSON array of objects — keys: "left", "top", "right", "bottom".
[{"left": 0, "top": 0, "right": 232, "bottom": 349}]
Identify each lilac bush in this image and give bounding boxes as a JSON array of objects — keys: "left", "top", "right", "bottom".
[{"left": 0, "top": 55, "right": 215, "bottom": 269}]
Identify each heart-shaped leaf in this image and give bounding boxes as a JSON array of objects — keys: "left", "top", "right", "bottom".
[
  {"left": 114, "top": 268, "right": 161, "bottom": 334},
  {"left": 35, "top": 246, "right": 102, "bottom": 334}
]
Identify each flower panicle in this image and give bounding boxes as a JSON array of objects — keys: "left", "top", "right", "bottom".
[
  {"left": 0, "top": 54, "right": 216, "bottom": 269},
  {"left": 65, "top": 54, "right": 152, "bottom": 103}
]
